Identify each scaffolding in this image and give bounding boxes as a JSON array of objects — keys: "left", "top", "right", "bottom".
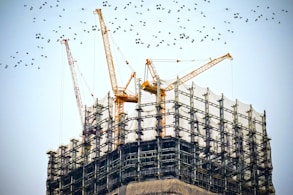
[{"left": 46, "top": 80, "right": 274, "bottom": 195}]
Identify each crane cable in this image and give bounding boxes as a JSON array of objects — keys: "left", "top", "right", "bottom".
[
  {"left": 75, "top": 63, "right": 95, "bottom": 100},
  {"left": 161, "top": 58, "right": 208, "bottom": 80},
  {"left": 109, "top": 32, "right": 135, "bottom": 72},
  {"left": 231, "top": 60, "right": 234, "bottom": 99},
  {"left": 59, "top": 46, "right": 65, "bottom": 145},
  {"left": 92, "top": 16, "right": 97, "bottom": 97},
  {"left": 109, "top": 31, "right": 137, "bottom": 93}
]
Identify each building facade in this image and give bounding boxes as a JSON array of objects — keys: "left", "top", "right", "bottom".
[{"left": 47, "top": 82, "right": 274, "bottom": 195}]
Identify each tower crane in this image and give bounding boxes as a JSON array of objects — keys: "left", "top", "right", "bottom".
[
  {"left": 61, "top": 39, "right": 84, "bottom": 128},
  {"left": 142, "top": 53, "right": 233, "bottom": 137},
  {"left": 94, "top": 8, "right": 138, "bottom": 144}
]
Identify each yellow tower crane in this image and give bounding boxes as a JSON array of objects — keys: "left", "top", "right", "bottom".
[
  {"left": 94, "top": 9, "right": 138, "bottom": 145},
  {"left": 142, "top": 53, "right": 233, "bottom": 137}
]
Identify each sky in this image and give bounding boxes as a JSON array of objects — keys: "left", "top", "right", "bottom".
[{"left": 0, "top": 0, "right": 292, "bottom": 194}]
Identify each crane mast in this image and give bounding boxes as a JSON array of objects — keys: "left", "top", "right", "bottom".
[
  {"left": 145, "top": 58, "right": 160, "bottom": 81},
  {"left": 142, "top": 53, "right": 233, "bottom": 137},
  {"left": 95, "top": 9, "right": 118, "bottom": 94},
  {"left": 61, "top": 39, "right": 84, "bottom": 127},
  {"left": 95, "top": 9, "right": 138, "bottom": 145}
]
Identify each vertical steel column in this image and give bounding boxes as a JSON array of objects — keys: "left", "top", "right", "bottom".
[
  {"left": 118, "top": 113, "right": 126, "bottom": 186},
  {"left": 232, "top": 99, "right": 244, "bottom": 194},
  {"left": 94, "top": 100, "right": 103, "bottom": 194},
  {"left": 106, "top": 93, "right": 114, "bottom": 192},
  {"left": 83, "top": 108, "right": 91, "bottom": 165},
  {"left": 174, "top": 77, "right": 181, "bottom": 139},
  {"left": 155, "top": 77, "right": 163, "bottom": 137},
  {"left": 155, "top": 78, "right": 162, "bottom": 179},
  {"left": 261, "top": 111, "right": 274, "bottom": 193},
  {"left": 203, "top": 88, "right": 211, "bottom": 190},
  {"left": 203, "top": 89, "right": 211, "bottom": 153},
  {"left": 70, "top": 139, "right": 78, "bottom": 170},
  {"left": 94, "top": 127, "right": 101, "bottom": 194},
  {"left": 136, "top": 79, "right": 143, "bottom": 182},
  {"left": 247, "top": 105, "right": 258, "bottom": 195},
  {"left": 218, "top": 94, "right": 227, "bottom": 193},
  {"left": 107, "top": 92, "right": 114, "bottom": 153},
  {"left": 174, "top": 77, "right": 181, "bottom": 179},
  {"left": 189, "top": 82, "right": 198, "bottom": 184},
  {"left": 118, "top": 144, "right": 123, "bottom": 187},
  {"left": 59, "top": 146, "right": 68, "bottom": 176},
  {"left": 59, "top": 145, "right": 68, "bottom": 195},
  {"left": 82, "top": 108, "right": 90, "bottom": 195},
  {"left": 189, "top": 82, "right": 196, "bottom": 144},
  {"left": 106, "top": 118, "right": 113, "bottom": 192},
  {"left": 70, "top": 139, "right": 78, "bottom": 195},
  {"left": 118, "top": 113, "right": 127, "bottom": 145}
]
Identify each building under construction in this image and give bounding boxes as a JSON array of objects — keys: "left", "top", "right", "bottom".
[
  {"left": 46, "top": 81, "right": 274, "bottom": 195},
  {"left": 46, "top": 8, "right": 274, "bottom": 195}
]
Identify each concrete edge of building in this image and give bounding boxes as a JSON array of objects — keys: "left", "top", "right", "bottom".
[{"left": 107, "top": 178, "right": 216, "bottom": 195}]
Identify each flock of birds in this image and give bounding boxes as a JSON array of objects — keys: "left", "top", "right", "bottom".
[{"left": 0, "top": 0, "right": 289, "bottom": 70}]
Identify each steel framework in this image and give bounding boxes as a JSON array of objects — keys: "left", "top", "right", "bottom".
[{"left": 47, "top": 81, "right": 274, "bottom": 195}]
